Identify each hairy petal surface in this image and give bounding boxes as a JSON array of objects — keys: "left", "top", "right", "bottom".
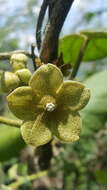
[
  {"left": 29, "top": 64, "right": 63, "bottom": 97},
  {"left": 21, "top": 113, "right": 52, "bottom": 147},
  {"left": 7, "top": 86, "right": 40, "bottom": 120},
  {"left": 51, "top": 109, "right": 82, "bottom": 143},
  {"left": 57, "top": 81, "right": 90, "bottom": 111}
]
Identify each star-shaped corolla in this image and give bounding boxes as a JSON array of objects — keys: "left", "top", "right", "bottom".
[{"left": 7, "top": 64, "right": 90, "bottom": 147}]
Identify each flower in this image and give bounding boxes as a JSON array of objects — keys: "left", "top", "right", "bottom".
[{"left": 7, "top": 64, "right": 90, "bottom": 147}]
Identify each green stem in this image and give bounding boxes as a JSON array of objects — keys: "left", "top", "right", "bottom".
[
  {"left": 0, "top": 116, "right": 22, "bottom": 128},
  {"left": 9, "top": 170, "right": 48, "bottom": 189},
  {"left": 70, "top": 35, "right": 89, "bottom": 80}
]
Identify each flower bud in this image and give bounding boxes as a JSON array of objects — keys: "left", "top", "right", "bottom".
[
  {"left": 1, "top": 72, "right": 20, "bottom": 93},
  {"left": 10, "top": 53, "right": 28, "bottom": 72},
  {"left": 15, "top": 69, "right": 32, "bottom": 85}
]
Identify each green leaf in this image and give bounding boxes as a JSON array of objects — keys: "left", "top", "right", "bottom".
[
  {"left": 59, "top": 30, "right": 107, "bottom": 64},
  {"left": 95, "top": 170, "right": 107, "bottom": 185},
  {"left": 59, "top": 34, "right": 84, "bottom": 65},
  {"left": 83, "top": 70, "right": 107, "bottom": 114},
  {"left": 0, "top": 124, "right": 25, "bottom": 161},
  {"left": 81, "top": 70, "right": 107, "bottom": 136}
]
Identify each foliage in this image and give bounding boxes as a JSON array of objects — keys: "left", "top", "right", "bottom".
[{"left": 59, "top": 30, "right": 107, "bottom": 64}]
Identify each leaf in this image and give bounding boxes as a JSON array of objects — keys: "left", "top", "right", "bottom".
[
  {"left": 83, "top": 70, "right": 107, "bottom": 114},
  {"left": 81, "top": 70, "right": 107, "bottom": 137},
  {"left": 59, "top": 34, "right": 84, "bottom": 65},
  {"left": 0, "top": 124, "right": 25, "bottom": 161},
  {"left": 95, "top": 170, "right": 107, "bottom": 185},
  {"left": 59, "top": 30, "right": 107, "bottom": 64}
]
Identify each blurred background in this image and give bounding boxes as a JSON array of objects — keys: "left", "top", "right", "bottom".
[{"left": 0, "top": 0, "right": 107, "bottom": 189}]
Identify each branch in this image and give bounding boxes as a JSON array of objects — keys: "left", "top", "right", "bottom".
[
  {"left": 40, "top": 0, "right": 75, "bottom": 63},
  {"left": 70, "top": 36, "right": 89, "bottom": 80},
  {"left": 31, "top": 44, "right": 37, "bottom": 70},
  {"left": 0, "top": 116, "right": 22, "bottom": 128},
  {"left": 48, "top": 0, "right": 57, "bottom": 18},
  {"left": 36, "top": 0, "right": 49, "bottom": 50},
  {"left": 0, "top": 50, "right": 33, "bottom": 60},
  {"left": 36, "top": 141, "right": 53, "bottom": 170},
  {"left": 9, "top": 170, "right": 48, "bottom": 189}
]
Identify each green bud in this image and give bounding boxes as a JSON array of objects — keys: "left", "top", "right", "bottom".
[
  {"left": 15, "top": 69, "right": 32, "bottom": 85},
  {"left": 1, "top": 72, "right": 20, "bottom": 93},
  {"left": 10, "top": 53, "right": 28, "bottom": 72}
]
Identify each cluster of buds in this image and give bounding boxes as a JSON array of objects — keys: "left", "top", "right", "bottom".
[{"left": 0, "top": 53, "right": 32, "bottom": 93}]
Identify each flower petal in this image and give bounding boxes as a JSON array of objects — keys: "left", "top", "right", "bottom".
[
  {"left": 21, "top": 113, "right": 52, "bottom": 147},
  {"left": 7, "top": 86, "right": 40, "bottom": 120},
  {"left": 51, "top": 109, "right": 82, "bottom": 143},
  {"left": 57, "top": 81, "right": 90, "bottom": 111},
  {"left": 29, "top": 64, "right": 63, "bottom": 96}
]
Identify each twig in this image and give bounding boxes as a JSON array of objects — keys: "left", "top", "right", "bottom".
[
  {"left": 9, "top": 170, "right": 48, "bottom": 189},
  {"left": 70, "top": 36, "right": 89, "bottom": 80},
  {"left": 40, "top": 0, "right": 75, "bottom": 63},
  {"left": 0, "top": 50, "right": 32, "bottom": 60},
  {"left": 0, "top": 116, "right": 22, "bottom": 128},
  {"left": 36, "top": 141, "right": 53, "bottom": 170},
  {"left": 36, "top": 0, "right": 49, "bottom": 50},
  {"left": 31, "top": 44, "right": 37, "bottom": 70}
]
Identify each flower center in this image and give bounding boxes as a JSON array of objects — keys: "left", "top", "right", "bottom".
[
  {"left": 39, "top": 95, "right": 57, "bottom": 112},
  {"left": 45, "top": 103, "right": 56, "bottom": 112}
]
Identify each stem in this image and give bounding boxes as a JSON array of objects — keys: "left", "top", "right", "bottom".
[
  {"left": 70, "top": 36, "right": 89, "bottom": 80},
  {"left": 0, "top": 116, "right": 22, "bottom": 128},
  {"left": 40, "top": 0, "right": 74, "bottom": 63},
  {"left": 9, "top": 170, "right": 48, "bottom": 189},
  {"left": 36, "top": 0, "right": 49, "bottom": 50},
  {"left": 31, "top": 43, "right": 37, "bottom": 70},
  {"left": 37, "top": 141, "right": 53, "bottom": 170}
]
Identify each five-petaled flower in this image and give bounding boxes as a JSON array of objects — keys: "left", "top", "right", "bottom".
[{"left": 7, "top": 64, "right": 90, "bottom": 147}]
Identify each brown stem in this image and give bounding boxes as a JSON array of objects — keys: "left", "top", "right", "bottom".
[
  {"left": 36, "top": 141, "right": 53, "bottom": 170},
  {"left": 40, "top": 0, "right": 75, "bottom": 63},
  {"left": 31, "top": 43, "right": 37, "bottom": 70},
  {"left": 36, "top": 0, "right": 49, "bottom": 50}
]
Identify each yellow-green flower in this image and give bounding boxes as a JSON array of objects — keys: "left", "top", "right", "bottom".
[{"left": 7, "top": 64, "right": 90, "bottom": 147}]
